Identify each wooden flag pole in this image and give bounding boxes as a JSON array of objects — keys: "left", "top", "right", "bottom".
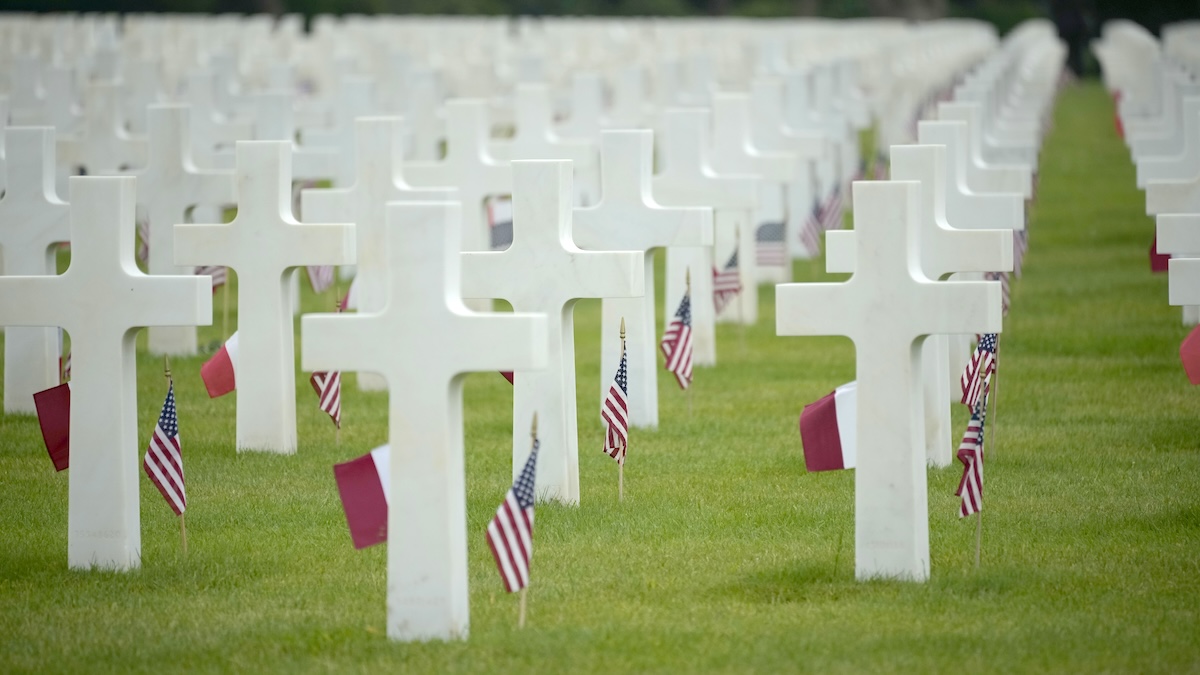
[
  {"left": 523, "top": 413, "right": 542, "bottom": 629},
  {"left": 333, "top": 284, "right": 342, "bottom": 446},
  {"left": 619, "top": 318, "right": 626, "bottom": 503},
  {"left": 221, "top": 277, "right": 230, "bottom": 341},
  {"left": 686, "top": 268, "right": 693, "bottom": 419},
  {"left": 165, "top": 356, "right": 187, "bottom": 556}
]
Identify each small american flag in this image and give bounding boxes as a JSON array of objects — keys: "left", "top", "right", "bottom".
[
  {"left": 799, "top": 200, "right": 822, "bottom": 256},
  {"left": 1013, "top": 229, "right": 1028, "bottom": 279},
  {"left": 871, "top": 152, "right": 889, "bottom": 180},
  {"left": 955, "top": 389, "right": 988, "bottom": 517},
  {"left": 307, "top": 265, "right": 335, "bottom": 294},
  {"left": 310, "top": 371, "right": 341, "bottom": 428},
  {"left": 143, "top": 382, "right": 186, "bottom": 515},
  {"left": 712, "top": 249, "right": 742, "bottom": 314},
  {"left": 819, "top": 186, "right": 844, "bottom": 232},
  {"left": 661, "top": 291, "right": 693, "bottom": 390},
  {"left": 486, "top": 438, "right": 538, "bottom": 593},
  {"left": 195, "top": 265, "right": 227, "bottom": 293},
  {"left": 960, "top": 333, "right": 997, "bottom": 409},
  {"left": 601, "top": 346, "right": 629, "bottom": 465},
  {"left": 61, "top": 351, "right": 71, "bottom": 384},
  {"left": 755, "top": 221, "right": 788, "bottom": 268}
]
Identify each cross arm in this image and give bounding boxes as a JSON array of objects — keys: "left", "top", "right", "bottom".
[
  {"left": 775, "top": 281, "right": 858, "bottom": 338},
  {"left": 1158, "top": 214, "right": 1200, "bottom": 256},
  {"left": 129, "top": 274, "right": 213, "bottom": 327},
  {"left": 301, "top": 313, "right": 391, "bottom": 375},
  {"left": 572, "top": 205, "right": 713, "bottom": 252},
  {"left": 1169, "top": 259, "right": 1200, "bottom": 306},
  {"left": 917, "top": 280, "right": 1004, "bottom": 336},
  {"left": 0, "top": 276, "right": 74, "bottom": 328},
  {"left": 446, "top": 311, "right": 548, "bottom": 375},
  {"left": 284, "top": 223, "right": 356, "bottom": 267},
  {"left": 825, "top": 229, "right": 1014, "bottom": 278},
  {"left": 173, "top": 222, "right": 237, "bottom": 268}
]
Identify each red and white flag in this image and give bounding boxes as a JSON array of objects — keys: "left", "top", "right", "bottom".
[
  {"left": 960, "top": 333, "right": 997, "bottom": 409},
  {"left": 712, "top": 249, "right": 742, "bottom": 314},
  {"left": 143, "top": 382, "right": 186, "bottom": 515},
  {"left": 339, "top": 277, "right": 358, "bottom": 311},
  {"left": 34, "top": 382, "right": 71, "bottom": 472},
  {"left": 955, "top": 390, "right": 988, "bottom": 517},
  {"left": 601, "top": 346, "right": 629, "bottom": 465},
  {"left": 799, "top": 200, "right": 823, "bottom": 257},
  {"left": 819, "top": 186, "right": 844, "bottom": 232},
  {"left": 486, "top": 439, "right": 538, "bottom": 593},
  {"left": 333, "top": 445, "right": 391, "bottom": 549},
  {"left": 798, "top": 381, "right": 857, "bottom": 472},
  {"left": 661, "top": 291, "right": 693, "bottom": 390},
  {"left": 310, "top": 371, "right": 341, "bottom": 428},
  {"left": 1180, "top": 325, "right": 1200, "bottom": 384},
  {"left": 200, "top": 332, "right": 239, "bottom": 398}
]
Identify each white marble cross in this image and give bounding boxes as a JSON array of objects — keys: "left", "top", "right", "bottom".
[
  {"left": 301, "top": 117, "right": 457, "bottom": 390},
  {"left": 919, "top": 121, "right": 1025, "bottom": 230},
  {"left": 710, "top": 91, "right": 800, "bottom": 288},
  {"left": 0, "top": 175, "right": 211, "bottom": 569},
  {"left": 1158, "top": 214, "right": 1200, "bottom": 306},
  {"left": 300, "top": 76, "right": 374, "bottom": 188},
  {"left": 57, "top": 82, "right": 148, "bottom": 175},
  {"left": 0, "top": 128, "right": 70, "bottom": 414},
  {"left": 654, "top": 107, "right": 757, "bottom": 363},
  {"left": 776, "top": 180, "right": 1002, "bottom": 581},
  {"left": 404, "top": 99, "right": 510, "bottom": 254},
  {"left": 184, "top": 71, "right": 253, "bottom": 171},
  {"left": 825, "top": 145, "right": 1012, "bottom": 468},
  {"left": 301, "top": 201, "right": 547, "bottom": 642},
  {"left": 253, "top": 92, "right": 338, "bottom": 182},
  {"left": 462, "top": 160, "right": 643, "bottom": 504},
  {"left": 574, "top": 130, "right": 712, "bottom": 430},
  {"left": 1137, "top": 99, "right": 1200, "bottom": 188},
  {"left": 174, "top": 142, "right": 356, "bottom": 453},
  {"left": 136, "top": 105, "right": 236, "bottom": 356},
  {"left": 490, "top": 84, "right": 600, "bottom": 206}
]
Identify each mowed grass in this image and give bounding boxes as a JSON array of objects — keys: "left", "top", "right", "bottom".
[{"left": 1, "top": 81, "right": 1198, "bottom": 673}]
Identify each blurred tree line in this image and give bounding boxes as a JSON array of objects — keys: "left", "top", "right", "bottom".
[{"left": 0, "top": 0, "right": 1194, "bottom": 40}]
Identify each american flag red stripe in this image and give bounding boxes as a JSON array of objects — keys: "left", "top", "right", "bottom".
[
  {"left": 819, "top": 187, "right": 844, "bottom": 232},
  {"left": 487, "top": 440, "right": 538, "bottom": 593},
  {"left": 955, "top": 388, "right": 988, "bottom": 517},
  {"left": 960, "top": 333, "right": 997, "bottom": 409},
  {"left": 712, "top": 249, "right": 742, "bottom": 314},
  {"left": 143, "top": 382, "right": 186, "bottom": 516},
  {"left": 310, "top": 371, "right": 341, "bottom": 428},
  {"left": 799, "top": 201, "right": 823, "bottom": 256},
  {"left": 661, "top": 291, "right": 693, "bottom": 390},
  {"left": 601, "top": 347, "right": 629, "bottom": 464},
  {"left": 136, "top": 217, "right": 150, "bottom": 266}
]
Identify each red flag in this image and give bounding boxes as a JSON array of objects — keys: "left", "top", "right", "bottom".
[
  {"left": 1180, "top": 326, "right": 1200, "bottom": 384},
  {"left": 1151, "top": 233, "right": 1170, "bottom": 273},
  {"left": 798, "top": 382, "right": 856, "bottom": 472},
  {"left": 500, "top": 371, "right": 514, "bottom": 384},
  {"left": 333, "top": 446, "right": 390, "bottom": 549},
  {"left": 200, "top": 332, "right": 238, "bottom": 398},
  {"left": 34, "top": 383, "right": 71, "bottom": 471}
]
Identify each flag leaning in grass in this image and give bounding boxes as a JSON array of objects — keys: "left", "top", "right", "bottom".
[
  {"left": 798, "top": 381, "right": 857, "bottom": 472},
  {"left": 333, "top": 445, "right": 390, "bottom": 549},
  {"left": 34, "top": 383, "right": 71, "bottom": 471},
  {"left": 310, "top": 371, "right": 341, "bottom": 428},
  {"left": 200, "top": 331, "right": 239, "bottom": 398},
  {"left": 601, "top": 345, "right": 630, "bottom": 464},
  {"left": 960, "top": 333, "right": 997, "bottom": 409},
  {"left": 144, "top": 382, "right": 186, "bottom": 515},
  {"left": 955, "top": 388, "right": 988, "bottom": 517},
  {"left": 712, "top": 249, "right": 742, "bottom": 314},
  {"left": 487, "top": 437, "right": 538, "bottom": 593},
  {"left": 661, "top": 290, "right": 694, "bottom": 390}
]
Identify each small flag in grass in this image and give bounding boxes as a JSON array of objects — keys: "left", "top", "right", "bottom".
[
  {"left": 34, "top": 383, "right": 71, "bottom": 471},
  {"left": 798, "top": 381, "right": 857, "bottom": 472},
  {"left": 487, "top": 438, "right": 538, "bottom": 593},
  {"left": 333, "top": 445, "right": 390, "bottom": 549}
]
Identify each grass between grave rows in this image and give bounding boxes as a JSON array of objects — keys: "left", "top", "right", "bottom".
[{"left": 1, "top": 81, "right": 1198, "bottom": 673}]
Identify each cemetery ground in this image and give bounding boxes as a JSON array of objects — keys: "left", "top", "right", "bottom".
[{"left": 1, "top": 81, "right": 1198, "bottom": 672}]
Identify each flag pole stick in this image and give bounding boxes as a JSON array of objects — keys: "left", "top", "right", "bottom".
[
  {"left": 619, "top": 318, "right": 626, "bottom": 503},
  {"left": 686, "top": 268, "right": 693, "bottom": 420},
  {"left": 221, "top": 276, "right": 230, "bottom": 341},
  {"left": 165, "top": 356, "right": 186, "bottom": 556},
  {"left": 333, "top": 286, "right": 342, "bottom": 447},
  {"left": 518, "top": 588, "right": 527, "bottom": 629}
]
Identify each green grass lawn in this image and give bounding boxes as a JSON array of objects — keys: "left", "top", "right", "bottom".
[{"left": 1, "top": 81, "right": 1198, "bottom": 673}]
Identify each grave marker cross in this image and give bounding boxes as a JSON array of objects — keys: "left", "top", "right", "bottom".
[
  {"left": 0, "top": 176, "right": 211, "bottom": 569},
  {"left": 0, "top": 128, "right": 70, "bottom": 414},
  {"left": 174, "top": 142, "right": 355, "bottom": 453},
  {"left": 137, "top": 105, "right": 236, "bottom": 356},
  {"left": 574, "top": 130, "right": 712, "bottom": 429},
  {"left": 463, "top": 160, "right": 644, "bottom": 504},
  {"left": 776, "top": 180, "right": 1002, "bottom": 580},
  {"left": 301, "top": 201, "right": 547, "bottom": 642}
]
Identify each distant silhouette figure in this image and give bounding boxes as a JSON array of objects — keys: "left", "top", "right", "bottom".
[{"left": 1053, "top": 0, "right": 1090, "bottom": 77}]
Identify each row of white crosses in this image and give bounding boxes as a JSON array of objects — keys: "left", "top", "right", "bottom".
[
  {"left": 1098, "top": 22, "right": 1200, "bottom": 321},
  {"left": 776, "top": 25, "right": 1063, "bottom": 580}
]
